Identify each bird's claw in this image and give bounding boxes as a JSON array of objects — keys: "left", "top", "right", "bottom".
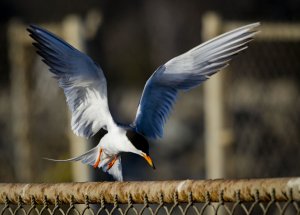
[
  {"left": 93, "top": 148, "right": 103, "bottom": 168},
  {"left": 107, "top": 156, "right": 118, "bottom": 171}
]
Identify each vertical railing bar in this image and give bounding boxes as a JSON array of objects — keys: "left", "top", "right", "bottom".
[
  {"left": 199, "top": 191, "right": 211, "bottom": 215},
  {"left": 182, "top": 192, "right": 193, "bottom": 215},
  {"left": 279, "top": 189, "right": 294, "bottom": 215},
  {"left": 229, "top": 190, "right": 240, "bottom": 214},
  {"left": 123, "top": 193, "right": 135, "bottom": 215},
  {"left": 81, "top": 195, "right": 95, "bottom": 215},
  {"left": 27, "top": 196, "right": 39, "bottom": 215},
  {"left": 96, "top": 194, "right": 109, "bottom": 215},
  {"left": 261, "top": 189, "right": 275, "bottom": 215},
  {"left": 0, "top": 196, "right": 12, "bottom": 215},
  {"left": 51, "top": 195, "right": 65, "bottom": 215},
  {"left": 14, "top": 196, "right": 27, "bottom": 215},
  {"left": 109, "top": 194, "right": 122, "bottom": 215},
  {"left": 168, "top": 192, "right": 178, "bottom": 215},
  {"left": 153, "top": 192, "right": 164, "bottom": 215},
  {"left": 139, "top": 194, "right": 148, "bottom": 215},
  {"left": 214, "top": 190, "right": 222, "bottom": 215},
  {"left": 66, "top": 195, "right": 80, "bottom": 215},
  {"left": 242, "top": 189, "right": 259, "bottom": 215},
  {"left": 40, "top": 195, "right": 53, "bottom": 215}
]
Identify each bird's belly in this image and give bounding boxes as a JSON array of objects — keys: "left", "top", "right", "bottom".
[
  {"left": 101, "top": 148, "right": 118, "bottom": 159},
  {"left": 101, "top": 142, "right": 120, "bottom": 156},
  {"left": 104, "top": 151, "right": 118, "bottom": 159}
]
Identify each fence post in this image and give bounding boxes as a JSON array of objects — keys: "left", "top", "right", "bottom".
[
  {"left": 202, "top": 13, "right": 226, "bottom": 179},
  {"left": 62, "top": 16, "right": 91, "bottom": 182},
  {"left": 8, "top": 20, "right": 32, "bottom": 182}
]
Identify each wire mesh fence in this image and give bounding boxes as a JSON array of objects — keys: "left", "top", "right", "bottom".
[
  {"left": 3, "top": 16, "right": 300, "bottom": 183},
  {"left": 223, "top": 22, "right": 300, "bottom": 179},
  {"left": 0, "top": 178, "right": 300, "bottom": 215}
]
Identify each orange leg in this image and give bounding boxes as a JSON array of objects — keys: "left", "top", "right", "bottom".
[
  {"left": 107, "top": 156, "right": 118, "bottom": 171},
  {"left": 93, "top": 148, "right": 103, "bottom": 168}
]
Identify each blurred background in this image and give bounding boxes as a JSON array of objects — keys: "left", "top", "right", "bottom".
[{"left": 0, "top": 0, "right": 300, "bottom": 182}]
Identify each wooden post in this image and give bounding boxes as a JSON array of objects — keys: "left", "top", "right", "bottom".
[
  {"left": 8, "top": 20, "right": 32, "bottom": 182},
  {"left": 202, "top": 13, "right": 226, "bottom": 179},
  {"left": 62, "top": 16, "right": 91, "bottom": 182}
]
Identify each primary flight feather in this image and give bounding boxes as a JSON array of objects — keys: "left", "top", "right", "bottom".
[{"left": 28, "top": 22, "right": 259, "bottom": 181}]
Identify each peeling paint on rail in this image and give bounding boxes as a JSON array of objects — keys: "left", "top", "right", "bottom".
[{"left": 0, "top": 178, "right": 299, "bottom": 205}]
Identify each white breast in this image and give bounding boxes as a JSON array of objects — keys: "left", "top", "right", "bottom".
[{"left": 99, "top": 127, "right": 135, "bottom": 155}]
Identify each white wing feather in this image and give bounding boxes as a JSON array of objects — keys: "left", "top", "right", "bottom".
[{"left": 28, "top": 25, "right": 116, "bottom": 138}]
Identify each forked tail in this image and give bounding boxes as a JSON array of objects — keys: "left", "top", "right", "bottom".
[
  {"left": 44, "top": 146, "right": 123, "bottom": 181},
  {"left": 43, "top": 147, "right": 99, "bottom": 164}
]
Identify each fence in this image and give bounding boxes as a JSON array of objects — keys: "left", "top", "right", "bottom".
[
  {"left": 4, "top": 13, "right": 300, "bottom": 183},
  {"left": 7, "top": 15, "right": 100, "bottom": 182},
  {"left": 1, "top": 178, "right": 300, "bottom": 215},
  {"left": 201, "top": 14, "right": 300, "bottom": 181}
]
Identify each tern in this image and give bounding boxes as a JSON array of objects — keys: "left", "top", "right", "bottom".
[{"left": 28, "top": 22, "right": 259, "bottom": 181}]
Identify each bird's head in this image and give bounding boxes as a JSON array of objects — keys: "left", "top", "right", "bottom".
[{"left": 125, "top": 130, "right": 155, "bottom": 169}]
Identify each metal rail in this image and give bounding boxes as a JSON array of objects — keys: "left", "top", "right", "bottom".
[{"left": 0, "top": 178, "right": 299, "bottom": 205}]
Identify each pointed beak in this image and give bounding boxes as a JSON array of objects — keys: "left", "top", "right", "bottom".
[{"left": 142, "top": 153, "right": 156, "bottom": 169}]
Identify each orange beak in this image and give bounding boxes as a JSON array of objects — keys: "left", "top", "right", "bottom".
[{"left": 142, "top": 154, "right": 156, "bottom": 169}]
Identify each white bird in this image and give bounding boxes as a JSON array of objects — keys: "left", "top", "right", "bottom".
[{"left": 27, "top": 22, "right": 259, "bottom": 181}]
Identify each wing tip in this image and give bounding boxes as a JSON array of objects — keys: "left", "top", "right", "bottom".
[
  {"left": 27, "top": 24, "right": 42, "bottom": 35},
  {"left": 247, "top": 22, "right": 260, "bottom": 28}
]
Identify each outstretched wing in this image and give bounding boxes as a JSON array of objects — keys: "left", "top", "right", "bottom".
[
  {"left": 28, "top": 25, "right": 116, "bottom": 138},
  {"left": 133, "top": 23, "right": 260, "bottom": 139}
]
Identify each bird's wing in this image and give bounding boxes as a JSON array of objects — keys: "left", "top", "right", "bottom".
[
  {"left": 133, "top": 23, "right": 259, "bottom": 139},
  {"left": 28, "top": 25, "right": 116, "bottom": 138}
]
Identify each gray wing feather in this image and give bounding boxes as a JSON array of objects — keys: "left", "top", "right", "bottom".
[
  {"left": 165, "top": 23, "right": 259, "bottom": 76},
  {"left": 133, "top": 23, "right": 259, "bottom": 139}
]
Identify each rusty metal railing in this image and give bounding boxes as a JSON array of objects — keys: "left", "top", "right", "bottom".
[{"left": 0, "top": 178, "right": 300, "bottom": 214}]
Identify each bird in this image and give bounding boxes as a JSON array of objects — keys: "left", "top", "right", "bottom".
[{"left": 27, "top": 22, "right": 259, "bottom": 181}]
